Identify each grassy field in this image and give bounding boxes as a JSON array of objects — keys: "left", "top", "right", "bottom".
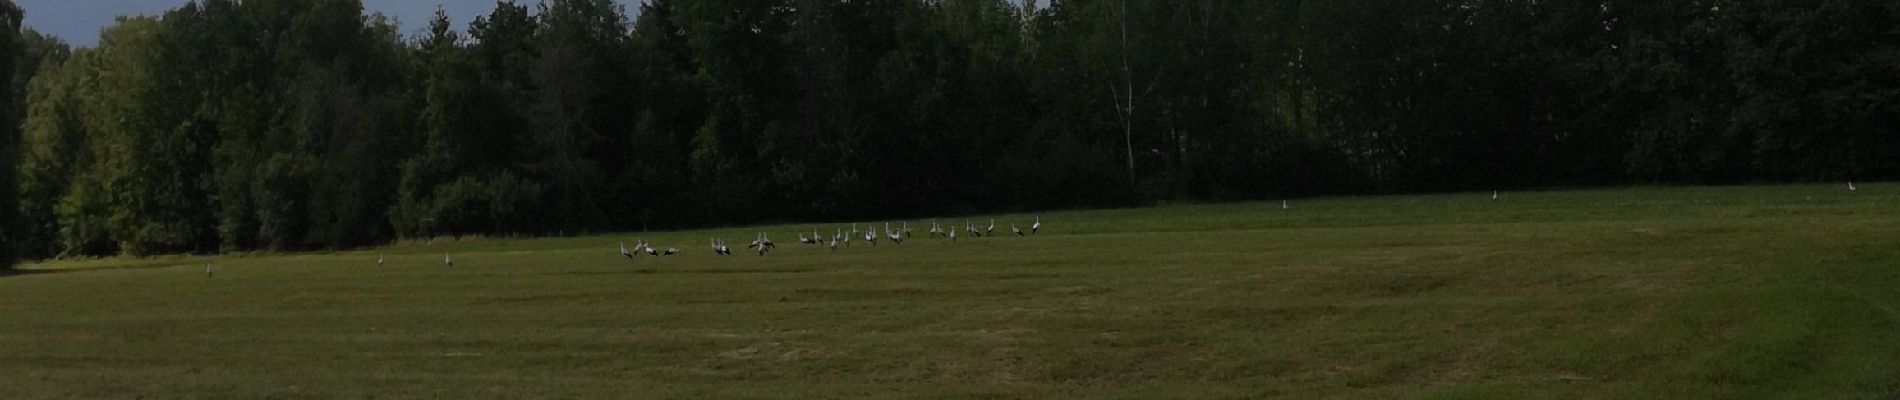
[{"left": 3, "top": 184, "right": 1897, "bottom": 399}]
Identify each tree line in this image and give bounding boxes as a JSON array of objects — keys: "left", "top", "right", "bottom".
[{"left": 1, "top": 0, "right": 1896, "bottom": 264}]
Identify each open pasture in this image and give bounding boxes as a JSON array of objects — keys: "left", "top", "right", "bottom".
[{"left": 3, "top": 185, "right": 1898, "bottom": 399}]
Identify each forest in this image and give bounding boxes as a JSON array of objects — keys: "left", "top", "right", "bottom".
[{"left": 0, "top": 0, "right": 1896, "bottom": 264}]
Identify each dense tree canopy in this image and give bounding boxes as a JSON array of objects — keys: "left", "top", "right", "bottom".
[{"left": 3, "top": 0, "right": 1897, "bottom": 262}]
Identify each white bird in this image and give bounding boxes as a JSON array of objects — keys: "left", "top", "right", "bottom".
[
  {"left": 1012, "top": 223, "right": 1023, "bottom": 236},
  {"left": 902, "top": 221, "right": 912, "bottom": 238},
  {"left": 986, "top": 219, "right": 996, "bottom": 236},
  {"left": 1491, "top": 190, "right": 1498, "bottom": 201},
  {"left": 645, "top": 242, "right": 659, "bottom": 257},
  {"left": 620, "top": 242, "right": 634, "bottom": 260},
  {"left": 204, "top": 262, "right": 213, "bottom": 278},
  {"left": 444, "top": 254, "right": 453, "bottom": 267},
  {"left": 1031, "top": 216, "right": 1041, "bottom": 234},
  {"left": 711, "top": 238, "right": 721, "bottom": 254},
  {"left": 864, "top": 227, "right": 878, "bottom": 246},
  {"left": 663, "top": 247, "right": 678, "bottom": 256},
  {"left": 888, "top": 226, "right": 903, "bottom": 244},
  {"left": 829, "top": 234, "right": 839, "bottom": 251},
  {"left": 798, "top": 232, "right": 811, "bottom": 245},
  {"left": 1282, "top": 200, "right": 1289, "bottom": 210},
  {"left": 929, "top": 220, "right": 942, "bottom": 237},
  {"left": 1849, "top": 182, "right": 1858, "bottom": 191},
  {"left": 377, "top": 253, "right": 385, "bottom": 267},
  {"left": 948, "top": 227, "right": 958, "bottom": 242}
]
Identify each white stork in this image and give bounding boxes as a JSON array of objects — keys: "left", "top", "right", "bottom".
[
  {"left": 1012, "top": 222, "right": 1023, "bottom": 236},
  {"left": 1491, "top": 190, "right": 1498, "bottom": 201},
  {"left": 948, "top": 226, "right": 958, "bottom": 242},
  {"left": 663, "top": 246, "right": 678, "bottom": 256},
  {"left": 1849, "top": 182, "right": 1858, "bottom": 191},
  {"left": 1031, "top": 216, "right": 1041, "bottom": 235},
  {"left": 377, "top": 253, "right": 385, "bottom": 267},
  {"left": 620, "top": 242, "right": 634, "bottom": 260},
  {"left": 929, "top": 220, "right": 942, "bottom": 237},
  {"left": 444, "top": 254, "right": 453, "bottom": 267},
  {"left": 986, "top": 219, "right": 996, "bottom": 236},
  {"left": 204, "top": 262, "right": 213, "bottom": 278},
  {"left": 1282, "top": 200, "right": 1289, "bottom": 210},
  {"left": 864, "top": 227, "right": 878, "bottom": 246}
]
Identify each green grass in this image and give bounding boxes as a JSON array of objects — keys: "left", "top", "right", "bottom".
[{"left": 3, "top": 184, "right": 1898, "bottom": 399}]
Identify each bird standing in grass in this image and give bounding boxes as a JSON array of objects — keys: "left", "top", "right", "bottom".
[
  {"left": 1032, "top": 216, "right": 1041, "bottom": 234},
  {"left": 444, "top": 254, "right": 453, "bottom": 267},
  {"left": 1492, "top": 191, "right": 1498, "bottom": 201},
  {"left": 205, "top": 262, "right": 213, "bottom": 278},
  {"left": 1012, "top": 223, "right": 1023, "bottom": 237},
  {"left": 1849, "top": 182, "right": 1858, "bottom": 191},
  {"left": 1282, "top": 200, "right": 1289, "bottom": 210},
  {"left": 986, "top": 219, "right": 996, "bottom": 236},
  {"left": 377, "top": 253, "right": 385, "bottom": 267},
  {"left": 620, "top": 242, "right": 634, "bottom": 260},
  {"left": 948, "top": 227, "right": 958, "bottom": 242}
]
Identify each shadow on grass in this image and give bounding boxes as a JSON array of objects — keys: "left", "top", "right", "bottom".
[{"left": 3, "top": 258, "right": 203, "bottom": 277}]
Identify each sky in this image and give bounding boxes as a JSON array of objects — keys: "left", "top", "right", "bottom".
[{"left": 17, "top": 1, "right": 636, "bottom": 47}]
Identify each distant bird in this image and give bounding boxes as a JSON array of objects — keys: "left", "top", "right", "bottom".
[
  {"left": 1012, "top": 223, "right": 1023, "bottom": 236},
  {"left": 663, "top": 247, "right": 678, "bottom": 256},
  {"left": 948, "top": 227, "right": 958, "bottom": 242},
  {"left": 966, "top": 220, "right": 980, "bottom": 237},
  {"left": 1032, "top": 216, "right": 1041, "bottom": 235},
  {"left": 888, "top": 226, "right": 903, "bottom": 244},
  {"left": 205, "top": 262, "right": 214, "bottom": 278},
  {"left": 902, "top": 221, "right": 912, "bottom": 238},
  {"left": 929, "top": 220, "right": 943, "bottom": 238},
  {"left": 1491, "top": 190, "right": 1498, "bottom": 201},
  {"left": 1849, "top": 182, "right": 1858, "bottom": 191},
  {"left": 798, "top": 232, "right": 811, "bottom": 245},
  {"left": 377, "top": 253, "right": 385, "bottom": 267},
  {"left": 1282, "top": 200, "right": 1289, "bottom": 210},
  {"left": 986, "top": 219, "right": 996, "bottom": 236},
  {"left": 645, "top": 242, "right": 660, "bottom": 257},
  {"left": 864, "top": 227, "right": 878, "bottom": 246},
  {"left": 444, "top": 254, "right": 453, "bottom": 267},
  {"left": 829, "top": 234, "right": 839, "bottom": 251},
  {"left": 711, "top": 239, "right": 722, "bottom": 255},
  {"left": 747, "top": 232, "right": 774, "bottom": 255},
  {"left": 719, "top": 239, "right": 732, "bottom": 255},
  {"left": 620, "top": 242, "right": 634, "bottom": 260}
]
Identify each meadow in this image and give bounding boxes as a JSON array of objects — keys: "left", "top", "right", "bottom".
[{"left": 2, "top": 184, "right": 1896, "bottom": 399}]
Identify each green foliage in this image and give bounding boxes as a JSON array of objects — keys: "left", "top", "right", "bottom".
[
  {"left": 0, "top": 0, "right": 18, "bottom": 268},
  {"left": 7, "top": 0, "right": 1900, "bottom": 261}
]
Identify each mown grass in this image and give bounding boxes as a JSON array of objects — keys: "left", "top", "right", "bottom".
[{"left": 2, "top": 184, "right": 1897, "bottom": 399}]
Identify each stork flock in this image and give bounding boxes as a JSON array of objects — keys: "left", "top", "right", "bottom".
[
  {"left": 613, "top": 215, "right": 1044, "bottom": 259},
  {"left": 213, "top": 183, "right": 1875, "bottom": 275}
]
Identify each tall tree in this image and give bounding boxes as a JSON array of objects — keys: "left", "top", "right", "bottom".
[{"left": 0, "top": 0, "right": 21, "bottom": 268}]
